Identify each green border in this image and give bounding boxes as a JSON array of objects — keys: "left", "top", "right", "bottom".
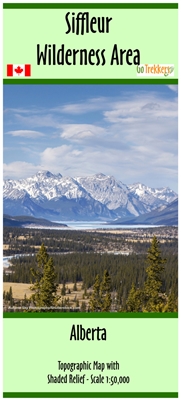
[
  {"left": 3, "top": 392, "right": 179, "bottom": 398},
  {"left": 3, "top": 3, "right": 178, "bottom": 9},
  {"left": 3, "top": 79, "right": 179, "bottom": 85},
  {"left": 3, "top": 5, "right": 178, "bottom": 398},
  {"left": 3, "top": 312, "right": 178, "bottom": 318}
]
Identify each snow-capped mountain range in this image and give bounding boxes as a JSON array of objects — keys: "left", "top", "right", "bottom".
[{"left": 3, "top": 171, "right": 178, "bottom": 221}]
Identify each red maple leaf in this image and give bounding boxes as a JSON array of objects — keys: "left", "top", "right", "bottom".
[{"left": 14, "top": 66, "right": 23, "bottom": 75}]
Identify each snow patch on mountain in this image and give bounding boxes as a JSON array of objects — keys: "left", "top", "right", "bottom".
[
  {"left": 3, "top": 171, "right": 178, "bottom": 220},
  {"left": 128, "top": 182, "right": 177, "bottom": 212},
  {"left": 75, "top": 174, "right": 129, "bottom": 210}
]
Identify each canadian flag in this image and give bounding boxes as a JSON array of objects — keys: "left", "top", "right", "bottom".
[{"left": 7, "top": 64, "right": 31, "bottom": 77}]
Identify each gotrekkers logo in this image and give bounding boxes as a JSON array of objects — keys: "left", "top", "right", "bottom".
[{"left": 137, "top": 64, "right": 174, "bottom": 77}]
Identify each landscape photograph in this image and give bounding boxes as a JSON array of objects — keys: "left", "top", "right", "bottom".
[{"left": 3, "top": 84, "right": 178, "bottom": 312}]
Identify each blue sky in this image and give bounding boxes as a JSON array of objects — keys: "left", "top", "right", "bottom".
[{"left": 3, "top": 84, "right": 178, "bottom": 192}]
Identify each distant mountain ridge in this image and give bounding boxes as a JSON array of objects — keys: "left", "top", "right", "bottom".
[
  {"left": 3, "top": 214, "right": 68, "bottom": 228},
  {"left": 109, "top": 199, "right": 178, "bottom": 226},
  {"left": 3, "top": 170, "right": 177, "bottom": 221}
]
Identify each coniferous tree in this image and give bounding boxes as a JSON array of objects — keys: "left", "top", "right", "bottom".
[
  {"left": 126, "top": 237, "right": 168, "bottom": 312},
  {"left": 143, "top": 236, "right": 166, "bottom": 312},
  {"left": 61, "top": 282, "right": 66, "bottom": 296},
  {"left": 126, "top": 283, "right": 142, "bottom": 312},
  {"left": 22, "top": 293, "right": 29, "bottom": 307},
  {"left": 89, "top": 271, "right": 112, "bottom": 312},
  {"left": 163, "top": 291, "right": 178, "bottom": 312},
  {"left": 9, "top": 286, "right": 14, "bottom": 307},
  {"left": 80, "top": 301, "right": 87, "bottom": 312},
  {"left": 76, "top": 299, "right": 80, "bottom": 308},
  {"left": 30, "top": 244, "right": 59, "bottom": 308},
  {"left": 30, "top": 243, "right": 49, "bottom": 305},
  {"left": 9, "top": 286, "right": 12, "bottom": 298},
  {"left": 100, "top": 270, "right": 112, "bottom": 312},
  {"left": 89, "top": 274, "right": 102, "bottom": 312},
  {"left": 38, "top": 257, "right": 58, "bottom": 307}
]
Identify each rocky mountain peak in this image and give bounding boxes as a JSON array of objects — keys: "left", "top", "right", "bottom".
[{"left": 3, "top": 171, "right": 178, "bottom": 221}]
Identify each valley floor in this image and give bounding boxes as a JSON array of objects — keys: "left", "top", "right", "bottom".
[{"left": 3, "top": 225, "right": 178, "bottom": 312}]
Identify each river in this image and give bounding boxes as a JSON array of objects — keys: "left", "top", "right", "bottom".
[
  {"left": 52, "top": 221, "right": 161, "bottom": 230},
  {"left": 3, "top": 222, "right": 161, "bottom": 268}
]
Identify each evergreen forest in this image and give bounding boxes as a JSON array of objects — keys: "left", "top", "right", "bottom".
[{"left": 3, "top": 227, "right": 178, "bottom": 312}]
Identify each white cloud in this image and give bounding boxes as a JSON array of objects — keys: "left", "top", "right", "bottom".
[
  {"left": 38, "top": 139, "right": 177, "bottom": 190},
  {"left": 51, "top": 97, "right": 108, "bottom": 114},
  {"left": 72, "top": 150, "right": 82, "bottom": 156},
  {"left": 3, "top": 88, "right": 178, "bottom": 191},
  {"left": 4, "top": 107, "right": 43, "bottom": 114},
  {"left": 167, "top": 85, "right": 178, "bottom": 92},
  {"left": 41, "top": 145, "right": 72, "bottom": 162},
  {"left": 13, "top": 113, "right": 61, "bottom": 129},
  {"left": 40, "top": 145, "right": 84, "bottom": 175},
  {"left": 3, "top": 162, "right": 42, "bottom": 179},
  {"left": 60, "top": 124, "right": 106, "bottom": 141},
  {"left": 104, "top": 95, "right": 177, "bottom": 123},
  {"left": 6, "top": 130, "right": 45, "bottom": 138},
  {"left": 3, "top": 138, "right": 178, "bottom": 191}
]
